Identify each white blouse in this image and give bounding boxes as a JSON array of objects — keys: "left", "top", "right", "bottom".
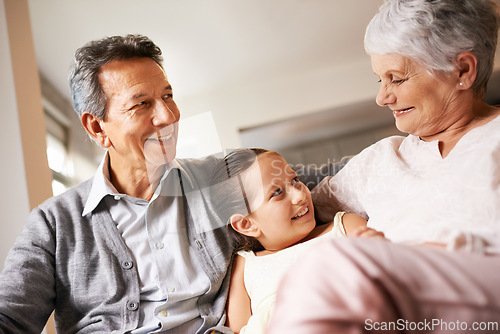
[
  {"left": 236, "top": 211, "right": 347, "bottom": 334},
  {"left": 312, "top": 115, "right": 500, "bottom": 254}
]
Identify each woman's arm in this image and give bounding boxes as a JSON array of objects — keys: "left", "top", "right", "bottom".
[{"left": 225, "top": 254, "right": 252, "bottom": 333}]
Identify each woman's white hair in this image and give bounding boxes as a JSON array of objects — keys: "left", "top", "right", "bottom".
[{"left": 365, "top": 0, "right": 500, "bottom": 96}]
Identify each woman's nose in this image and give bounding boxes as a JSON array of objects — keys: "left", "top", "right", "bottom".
[{"left": 375, "top": 84, "right": 396, "bottom": 107}]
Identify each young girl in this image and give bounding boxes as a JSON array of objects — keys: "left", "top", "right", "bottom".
[{"left": 210, "top": 148, "right": 384, "bottom": 334}]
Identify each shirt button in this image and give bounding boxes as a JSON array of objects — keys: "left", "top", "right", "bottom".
[
  {"left": 121, "top": 260, "right": 133, "bottom": 270},
  {"left": 114, "top": 195, "right": 121, "bottom": 200},
  {"left": 156, "top": 242, "right": 164, "bottom": 249},
  {"left": 159, "top": 310, "right": 168, "bottom": 317},
  {"left": 127, "top": 301, "right": 139, "bottom": 311},
  {"left": 167, "top": 287, "right": 175, "bottom": 293}
]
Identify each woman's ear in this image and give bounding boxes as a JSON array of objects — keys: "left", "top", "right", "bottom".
[
  {"left": 230, "top": 214, "right": 261, "bottom": 238},
  {"left": 456, "top": 51, "right": 477, "bottom": 89},
  {"left": 81, "top": 112, "right": 111, "bottom": 148}
]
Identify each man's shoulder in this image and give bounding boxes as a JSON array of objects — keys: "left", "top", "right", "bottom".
[
  {"left": 37, "top": 178, "right": 93, "bottom": 215},
  {"left": 176, "top": 154, "right": 223, "bottom": 170},
  {"left": 176, "top": 154, "right": 223, "bottom": 187}
]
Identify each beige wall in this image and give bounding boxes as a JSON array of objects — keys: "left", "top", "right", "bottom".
[
  {"left": 1, "top": 1, "right": 54, "bottom": 332},
  {"left": 0, "top": 0, "right": 52, "bottom": 267},
  {"left": 0, "top": 0, "right": 29, "bottom": 265}
]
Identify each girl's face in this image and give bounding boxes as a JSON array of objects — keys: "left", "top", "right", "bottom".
[
  {"left": 371, "top": 53, "right": 463, "bottom": 139},
  {"left": 242, "top": 153, "right": 316, "bottom": 251}
]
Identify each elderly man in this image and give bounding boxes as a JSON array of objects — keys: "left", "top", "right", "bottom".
[{"left": 0, "top": 34, "right": 234, "bottom": 334}]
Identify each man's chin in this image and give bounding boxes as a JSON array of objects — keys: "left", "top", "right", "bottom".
[{"left": 145, "top": 146, "right": 177, "bottom": 166}]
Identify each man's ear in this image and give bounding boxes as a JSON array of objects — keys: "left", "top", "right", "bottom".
[
  {"left": 81, "top": 112, "right": 111, "bottom": 148},
  {"left": 456, "top": 51, "right": 477, "bottom": 89},
  {"left": 230, "top": 214, "right": 261, "bottom": 238}
]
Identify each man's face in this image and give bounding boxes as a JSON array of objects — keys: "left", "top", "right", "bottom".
[{"left": 98, "top": 57, "right": 180, "bottom": 171}]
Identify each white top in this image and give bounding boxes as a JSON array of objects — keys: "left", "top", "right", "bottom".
[
  {"left": 83, "top": 154, "right": 209, "bottom": 333},
  {"left": 313, "top": 115, "right": 500, "bottom": 254},
  {"left": 237, "top": 211, "right": 347, "bottom": 334}
]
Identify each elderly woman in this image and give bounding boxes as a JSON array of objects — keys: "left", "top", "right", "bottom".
[{"left": 267, "top": 0, "right": 500, "bottom": 333}]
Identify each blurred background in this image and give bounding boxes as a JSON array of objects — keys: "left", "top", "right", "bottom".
[
  {"left": 2, "top": 0, "right": 500, "bottom": 260},
  {"left": 19, "top": 0, "right": 500, "bottom": 194},
  {"left": 31, "top": 0, "right": 396, "bottom": 194},
  {"left": 1, "top": 1, "right": 500, "bottom": 331}
]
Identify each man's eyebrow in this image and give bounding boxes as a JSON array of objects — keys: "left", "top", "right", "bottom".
[
  {"left": 130, "top": 93, "right": 147, "bottom": 101},
  {"left": 129, "top": 86, "right": 172, "bottom": 101}
]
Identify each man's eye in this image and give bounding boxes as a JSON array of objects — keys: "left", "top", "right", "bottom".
[{"left": 163, "top": 93, "right": 173, "bottom": 100}]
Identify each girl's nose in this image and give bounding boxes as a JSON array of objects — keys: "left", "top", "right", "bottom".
[{"left": 290, "top": 183, "right": 306, "bottom": 205}]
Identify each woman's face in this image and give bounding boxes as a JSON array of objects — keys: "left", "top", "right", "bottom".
[
  {"left": 371, "top": 53, "right": 462, "bottom": 138},
  {"left": 241, "top": 153, "right": 316, "bottom": 251}
]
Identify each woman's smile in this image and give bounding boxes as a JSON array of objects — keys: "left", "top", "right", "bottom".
[{"left": 392, "top": 107, "right": 414, "bottom": 117}]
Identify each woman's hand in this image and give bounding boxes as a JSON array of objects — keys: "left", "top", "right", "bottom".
[{"left": 353, "top": 226, "right": 386, "bottom": 239}]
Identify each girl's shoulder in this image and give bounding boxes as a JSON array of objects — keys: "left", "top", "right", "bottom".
[
  {"left": 237, "top": 250, "right": 256, "bottom": 259},
  {"left": 304, "top": 211, "right": 348, "bottom": 241}
]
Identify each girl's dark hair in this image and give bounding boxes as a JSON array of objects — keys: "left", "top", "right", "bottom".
[{"left": 210, "top": 148, "right": 272, "bottom": 252}]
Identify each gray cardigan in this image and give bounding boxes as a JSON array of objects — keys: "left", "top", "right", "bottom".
[
  {"left": 0, "top": 154, "right": 347, "bottom": 333},
  {"left": 0, "top": 156, "right": 234, "bottom": 334}
]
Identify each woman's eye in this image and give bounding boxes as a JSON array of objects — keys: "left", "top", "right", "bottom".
[{"left": 390, "top": 76, "right": 405, "bottom": 84}]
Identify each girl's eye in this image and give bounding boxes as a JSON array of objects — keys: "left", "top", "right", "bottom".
[
  {"left": 271, "top": 188, "right": 283, "bottom": 198},
  {"left": 292, "top": 177, "right": 303, "bottom": 189}
]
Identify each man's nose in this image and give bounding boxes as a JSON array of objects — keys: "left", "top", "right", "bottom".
[{"left": 152, "top": 100, "right": 179, "bottom": 127}]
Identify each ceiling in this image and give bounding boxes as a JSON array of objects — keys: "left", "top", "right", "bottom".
[{"left": 27, "top": 0, "right": 384, "bottom": 109}]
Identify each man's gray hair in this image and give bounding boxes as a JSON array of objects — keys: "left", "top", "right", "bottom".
[
  {"left": 364, "top": 0, "right": 500, "bottom": 97},
  {"left": 68, "top": 34, "right": 163, "bottom": 120}
]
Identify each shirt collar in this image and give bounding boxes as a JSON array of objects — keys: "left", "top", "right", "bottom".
[
  {"left": 82, "top": 153, "right": 118, "bottom": 216},
  {"left": 82, "top": 153, "right": 194, "bottom": 216},
  {"left": 151, "top": 159, "right": 194, "bottom": 199}
]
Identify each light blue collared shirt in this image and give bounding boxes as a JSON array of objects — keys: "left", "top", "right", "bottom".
[{"left": 83, "top": 154, "right": 210, "bottom": 333}]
